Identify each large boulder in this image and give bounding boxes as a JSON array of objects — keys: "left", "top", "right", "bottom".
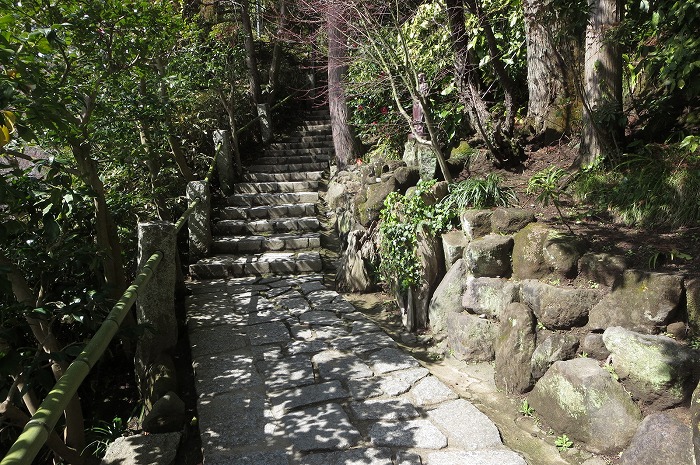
[
  {"left": 495, "top": 303, "right": 536, "bottom": 394},
  {"left": 429, "top": 259, "right": 469, "bottom": 333},
  {"left": 356, "top": 177, "right": 397, "bottom": 227},
  {"left": 464, "top": 234, "right": 514, "bottom": 278},
  {"left": 578, "top": 253, "right": 627, "bottom": 287},
  {"left": 520, "top": 280, "right": 602, "bottom": 329},
  {"left": 588, "top": 270, "right": 684, "bottom": 333},
  {"left": 442, "top": 230, "right": 468, "bottom": 267},
  {"left": 603, "top": 326, "right": 700, "bottom": 409},
  {"left": 620, "top": 412, "right": 694, "bottom": 465},
  {"left": 407, "top": 227, "right": 444, "bottom": 331},
  {"left": 512, "top": 224, "right": 587, "bottom": 280},
  {"left": 490, "top": 208, "right": 535, "bottom": 234},
  {"left": 462, "top": 277, "right": 519, "bottom": 319},
  {"left": 460, "top": 209, "right": 492, "bottom": 240},
  {"left": 446, "top": 312, "right": 496, "bottom": 362},
  {"left": 528, "top": 358, "right": 641, "bottom": 454},
  {"left": 530, "top": 332, "right": 580, "bottom": 379}
]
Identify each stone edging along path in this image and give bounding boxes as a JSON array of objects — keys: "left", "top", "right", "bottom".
[{"left": 186, "top": 274, "right": 528, "bottom": 465}]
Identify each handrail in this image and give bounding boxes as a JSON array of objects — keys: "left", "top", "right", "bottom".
[
  {"left": 174, "top": 92, "right": 297, "bottom": 234},
  {"left": 1, "top": 251, "right": 164, "bottom": 465}
]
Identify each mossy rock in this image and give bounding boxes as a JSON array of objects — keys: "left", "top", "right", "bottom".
[
  {"left": 356, "top": 177, "right": 397, "bottom": 227},
  {"left": 603, "top": 326, "right": 699, "bottom": 409},
  {"left": 529, "top": 358, "right": 641, "bottom": 454}
]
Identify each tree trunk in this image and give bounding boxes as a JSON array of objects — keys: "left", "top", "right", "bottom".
[
  {"left": 267, "top": 0, "right": 287, "bottom": 106},
  {"left": 523, "top": 0, "right": 574, "bottom": 139},
  {"left": 579, "top": 0, "right": 623, "bottom": 166},
  {"left": 240, "top": 0, "right": 262, "bottom": 105},
  {"left": 327, "top": 0, "right": 361, "bottom": 169},
  {"left": 70, "top": 143, "right": 127, "bottom": 298}
]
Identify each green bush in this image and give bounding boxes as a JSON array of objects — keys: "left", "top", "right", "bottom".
[
  {"left": 573, "top": 146, "right": 700, "bottom": 228},
  {"left": 442, "top": 174, "right": 518, "bottom": 210}
]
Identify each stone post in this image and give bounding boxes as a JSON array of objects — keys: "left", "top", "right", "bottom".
[
  {"left": 257, "top": 103, "right": 272, "bottom": 144},
  {"left": 186, "top": 181, "right": 211, "bottom": 262},
  {"left": 213, "top": 129, "right": 234, "bottom": 195},
  {"left": 136, "top": 221, "right": 178, "bottom": 414}
]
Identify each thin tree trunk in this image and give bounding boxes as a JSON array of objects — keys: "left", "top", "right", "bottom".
[
  {"left": 137, "top": 122, "right": 169, "bottom": 219},
  {"left": 445, "top": 0, "right": 523, "bottom": 167},
  {"left": 0, "top": 254, "right": 86, "bottom": 457},
  {"left": 327, "top": 0, "right": 360, "bottom": 169},
  {"left": 267, "top": 0, "right": 287, "bottom": 106},
  {"left": 579, "top": 0, "right": 623, "bottom": 166},
  {"left": 240, "top": 0, "right": 262, "bottom": 105},
  {"left": 154, "top": 58, "right": 196, "bottom": 181},
  {"left": 465, "top": 0, "right": 517, "bottom": 136}
]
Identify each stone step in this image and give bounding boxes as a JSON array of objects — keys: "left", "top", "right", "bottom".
[
  {"left": 220, "top": 203, "right": 316, "bottom": 221},
  {"left": 247, "top": 162, "right": 329, "bottom": 173},
  {"left": 189, "top": 251, "right": 322, "bottom": 278},
  {"left": 212, "top": 232, "right": 321, "bottom": 253},
  {"left": 214, "top": 217, "right": 320, "bottom": 235},
  {"left": 302, "top": 120, "right": 331, "bottom": 128},
  {"left": 307, "top": 109, "right": 330, "bottom": 118},
  {"left": 241, "top": 171, "right": 324, "bottom": 183},
  {"left": 233, "top": 181, "right": 319, "bottom": 194},
  {"left": 255, "top": 154, "right": 331, "bottom": 165},
  {"left": 286, "top": 127, "right": 332, "bottom": 137},
  {"left": 225, "top": 192, "right": 320, "bottom": 207},
  {"left": 271, "top": 135, "right": 333, "bottom": 145},
  {"left": 265, "top": 140, "right": 333, "bottom": 151}
]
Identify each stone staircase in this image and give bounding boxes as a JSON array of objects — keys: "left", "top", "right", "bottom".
[{"left": 189, "top": 109, "right": 332, "bottom": 279}]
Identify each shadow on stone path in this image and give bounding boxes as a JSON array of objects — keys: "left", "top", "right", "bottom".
[{"left": 186, "top": 274, "right": 529, "bottom": 465}]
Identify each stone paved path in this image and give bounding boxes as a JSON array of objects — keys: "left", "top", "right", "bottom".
[
  {"left": 186, "top": 275, "right": 528, "bottom": 465},
  {"left": 185, "top": 109, "right": 528, "bottom": 464}
]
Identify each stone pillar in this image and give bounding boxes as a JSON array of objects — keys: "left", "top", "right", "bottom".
[
  {"left": 257, "top": 103, "right": 272, "bottom": 144},
  {"left": 136, "top": 221, "right": 178, "bottom": 414},
  {"left": 186, "top": 181, "right": 211, "bottom": 262},
  {"left": 213, "top": 129, "right": 234, "bottom": 195}
]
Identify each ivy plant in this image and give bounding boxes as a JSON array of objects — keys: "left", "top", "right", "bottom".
[{"left": 378, "top": 180, "right": 455, "bottom": 291}]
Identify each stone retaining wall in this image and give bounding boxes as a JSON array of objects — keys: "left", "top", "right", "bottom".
[{"left": 325, "top": 163, "right": 699, "bottom": 462}]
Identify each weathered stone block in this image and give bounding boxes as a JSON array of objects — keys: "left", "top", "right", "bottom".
[
  {"left": 446, "top": 312, "right": 496, "bottom": 362},
  {"left": 464, "top": 234, "right": 514, "bottom": 278},
  {"left": 529, "top": 358, "right": 641, "bottom": 454},
  {"left": 460, "top": 209, "right": 492, "bottom": 240},
  {"left": 620, "top": 412, "right": 694, "bottom": 465},
  {"left": 442, "top": 230, "right": 468, "bottom": 267},
  {"left": 429, "top": 259, "right": 469, "bottom": 333},
  {"left": 520, "top": 280, "right": 602, "bottom": 329},
  {"left": 462, "top": 276, "right": 519, "bottom": 319},
  {"left": 603, "top": 326, "right": 700, "bottom": 409},
  {"left": 578, "top": 252, "right": 627, "bottom": 287},
  {"left": 687, "top": 278, "right": 700, "bottom": 337},
  {"left": 531, "top": 332, "right": 579, "bottom": 379},
  {"left": 356, "top": 177, "right": 397, "bottom": 226},
  {"left": 495, "top": 303, "right": 536, "bottom": 394},
  {"left": 588, "top": 270, "right": 684, "bottom": 333},
  {"left": 490, "top": 208, "right": 535, "bottom": 234}
]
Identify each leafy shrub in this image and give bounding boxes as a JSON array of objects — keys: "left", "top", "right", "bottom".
[
  {"left": 442, "top": 173, "right": 518, "bottom": 210},
  {"left": 573, "top": 146, "right": 700, "bottom": 228},
  {"left": 378, "top": 180, "right": 455, "bottom": 290},
  {"left": 527, "top": 166, "right": 573, "bottom": 233}
]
